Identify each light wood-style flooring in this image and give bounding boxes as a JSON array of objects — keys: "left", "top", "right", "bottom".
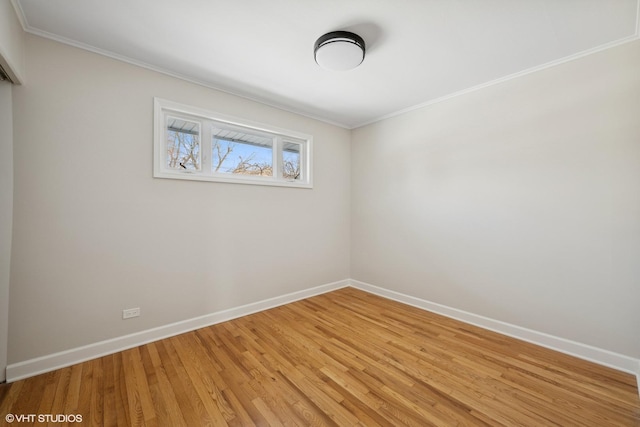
[{"left": 1, "top": 287, "right": 639, "bottom": 426}]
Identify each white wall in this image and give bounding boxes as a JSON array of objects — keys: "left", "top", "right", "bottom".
[
  {"left": 8, "top": 35, "right": 351, "bottom": 364},
  {"left": 351, "top": 40, "right": 640, "bottom": 358},
  {"left": 0, "top": 0, "right": 25, "bottom": 83},
  {"left": 0, "top": 81, "right": 13, "bottom": 382}
]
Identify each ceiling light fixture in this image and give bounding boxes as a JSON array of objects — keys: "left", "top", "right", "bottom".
[{"left": 314, "top": 31, "right": 366, "bottom": 71}]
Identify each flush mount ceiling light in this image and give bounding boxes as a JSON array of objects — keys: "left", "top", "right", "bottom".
[{"left": 314, "top": 31, "right": 366, "bottom": 71}]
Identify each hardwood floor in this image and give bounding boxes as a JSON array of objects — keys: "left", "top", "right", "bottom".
[{"left": 1, "top": 287, "right": 639, "bottom": 426}]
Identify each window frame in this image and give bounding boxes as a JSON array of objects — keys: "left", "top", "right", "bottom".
[{"left": 154, "top": 98, "right": 313, "bottom": 188}]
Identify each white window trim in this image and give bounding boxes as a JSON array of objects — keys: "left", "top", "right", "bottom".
[{"left": 154, "top": 98, "right": 313, "bottom": 188}]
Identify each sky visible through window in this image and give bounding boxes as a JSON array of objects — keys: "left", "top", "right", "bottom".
[{"left": 213, "top": 138, "right": 273, "bottom": 175}]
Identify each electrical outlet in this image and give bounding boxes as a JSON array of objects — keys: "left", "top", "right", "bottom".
[{"left": 122, "top": 307, "right": 140, "bottom": 319}]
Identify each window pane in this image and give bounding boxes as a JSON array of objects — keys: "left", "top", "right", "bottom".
[
  {"left": 283, "top": 141, "right": 301, "bottom": 180},
  {"left": 166, "top": 117, "right": 200, "bottom": 170},
  {"left": 212, "top": 126, "right": 273, "bottom": 177}
]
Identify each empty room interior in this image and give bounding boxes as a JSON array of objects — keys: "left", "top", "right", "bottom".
[{"left": 1, "top": 0, "right": 640, "bottom": 425}]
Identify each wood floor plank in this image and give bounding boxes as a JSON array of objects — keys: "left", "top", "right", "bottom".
[
  {"left": 47, "top": 366, "right": 72, "bottom": 419},
  {"left": 174, "top": 332, "right": 235, "bottom": 422},
  {"left": 140, "top": 343, "right": 187, "bottom": 427},
  {"left": 160, "top": 336, "right": 219, "bottom": 426},
  {"left": 101, "top": 354, "right": 116, "bottom": 427},
  {"left": 34, "top": 370, "right": 59, "bottom": 417},
  {"left": 88, "top": 358, "right": 105, "bottom": 427},
  {"left": 152, "top": 340, "right": 204, "bottom": 427},
  {"left": 2, "top": 287, "right": 639, "bottom": 425},
  {"left": 6, "top": 371, "right": 47, "bottom": 421}
]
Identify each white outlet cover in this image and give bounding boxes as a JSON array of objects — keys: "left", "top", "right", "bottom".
[{"left": 122, "top": 308, "right": 140, "bottom": 319}]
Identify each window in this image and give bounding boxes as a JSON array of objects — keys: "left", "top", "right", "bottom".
[
  {"left": 166, "top": 117, "right": 201, "bottom": 171},
  {"left": 154, "top": 98, "right": 312, "bottom": 188}
]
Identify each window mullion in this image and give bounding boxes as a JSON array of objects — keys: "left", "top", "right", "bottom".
[
  {"left": 274, "top": 136, "right": 282, "bottom": 181},
  {"left": 300, "top": 140, "right": 307, "bottom": 182}
]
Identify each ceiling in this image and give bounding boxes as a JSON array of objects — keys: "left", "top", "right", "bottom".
[{"left": 13, "top": 0, "right": 640, "bottom": 129}]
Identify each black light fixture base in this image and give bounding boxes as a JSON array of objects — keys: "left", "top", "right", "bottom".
[{"left": 314, "top": 31, "right": 366, "bottom": 71}]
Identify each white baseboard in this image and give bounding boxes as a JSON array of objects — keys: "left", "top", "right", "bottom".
[
  {"left": 636, "top": 362, "right": 640, "bottom": 397},
  {"left": 7, "top": 278, "right": 640, "bottom": 397},
  {"left": 6, "top": 279, "right": 350, "bottom": 382},
  {"left": 350, "top": 279, "right": 640, "bottom": 387}
]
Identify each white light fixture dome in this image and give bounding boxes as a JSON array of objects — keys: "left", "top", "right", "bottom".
[{"left": 314, "top": 31, "right": 365, "bottom": 71}]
